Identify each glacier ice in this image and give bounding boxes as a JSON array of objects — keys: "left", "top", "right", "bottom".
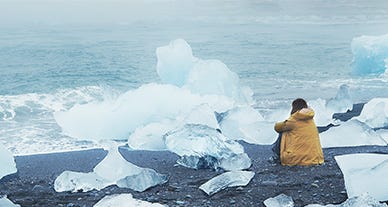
[
  {"left": 94, "top": 193, "right": 166, "bottom": 207},
  {"left": 320, "top": 120, "right": 387, "bottom": 148},
  {"left": 199, "top": 171, "right": 255, "bottom": 196},
  {"left": 0, "top": 196, "right": 20, "bottom": 207},
  {"left": 55, "top": 145, "right": 167, "bottom": 192},
  {"left": 164, "top": 124, "right": 251, "bottom": 170},
  {"left": 0, "top": 144, "right": 17, "bottom": 180},
  {"left": 351, "top": 33, "right": 388, "bottom": 75},
  {"left": 326, "top": 84, "right": 353, "bottom": 113},
  {"left": 55, "top": 83, "right": 235, "bottom": 141},
  {"left": 305, "top": 193, "right": 388, "bottom": 207},
  {"left": 156, "top": 39, "right": 253, "bottom": 104},
  {"left": 335, "top": 153, "right": 388, "bottom": 201},
  {"left": 356, "top": 98, "right": 388, "bottom": 128},
  {"left": 219, "top": 106, "right": 266, "bottom": 144},
  {"left": 263, "top": 193, "right": 294, "bottom": 207}
]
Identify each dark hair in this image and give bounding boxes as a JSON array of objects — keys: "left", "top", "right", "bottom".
[{"left": 291, "top": 98, "right": 308, "bottom": 114}]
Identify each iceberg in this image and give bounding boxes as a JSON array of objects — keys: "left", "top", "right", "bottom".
[
  {"left": 0, "top": 196, "right": 20, "bottom": 207},
  {"left": 94, "top": 193, "right": 166, "bottom": 207},
  {"left": 351, "top": 33, "right": 388, "bottom": 75},
  {"left": 156, "top": 39, "right": 253, "bottom": 104},
  {"left": 55, "top": 145, "right": 167, "bottom": 193},
  {"left": 263, "top": 193, "right": 294, "bottom": 207},
  {"left": 0, "top": 144, "right": 17, "bottom": 180},
  {"left": 356, "top": 98, "right": 388, "bottom": 128},
  {"left": 199, "top": 171, "right": 255, "bottom": 196},
  {"left": 305, "top": 193, "right": 387, "bottom": 207},
  {"left": 164, "top": 124, "right": 251, "bottom": 170},
  {"left": 319, "top": 120, "right": 387, "bottom": 148},
  {"left": 335, "top": 153, "right": 388, "bottom": 201}
]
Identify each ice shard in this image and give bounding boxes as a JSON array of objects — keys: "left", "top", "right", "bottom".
[
  {"left": 263, "top": 193, "right": 294, "bottom": 207},
  {"left": 199, "top": 171, "right": 255, "bottom": 196},
  {"left": 0, "top": 196, "right": 20, "bottom": 207},
  {"left": 356, "top": 98, "right": 388, "bottom": 128},
  {"left": 335, "top": 153, "right": 388, "bottom": 201},
  {"left": 164, "top": 124, "right": 251, "bottom": 170},
  {"left": 326, "top": 84, "right": 353, "bottom": 113},
  {"left": 0, "top": 144, "right": 17, "bottom": 180},
  {"left": 94, "top": 193, "right": 166, "bottom": 207},
  {"left": 305, "top": 193, "right": 387, "bottom": 207},
  {"left": 55, "top": 145, "right": 167, "bottom": 193}
]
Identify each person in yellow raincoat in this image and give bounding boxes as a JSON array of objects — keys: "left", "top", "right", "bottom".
[{"left": 273, "top": 98, "right": 324, "bottom": 166}]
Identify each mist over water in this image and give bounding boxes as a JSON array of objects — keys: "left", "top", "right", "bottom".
[{"left": 1, "top": 0, "right": 388, "bottom": 154}]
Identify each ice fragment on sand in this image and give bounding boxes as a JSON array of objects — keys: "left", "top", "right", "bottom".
[
  {"left": 356, "top": 98, "right": 388, "bottom": 128},
  {"left": 320, "top": 120, "right": 387, "bottom": 148},
  {"left": 199, "top": 171, "right": 255, "bottom": 196},
  {"left": 0, "top": 196, "right": 20, "bottom": 207},
  {"left": 94, "top": 193, "right": 166, "bottom": 207},
  {"left": 165, "top": 124, "right": 251, "bottom": 170},
  {"left": 0, "top": 144, "right": 17, "bottom": 180},
  {"left": 55, "top": 146, "right": 167, "bottom": 193},
  {"left": 305, "top": 193, "right": 387, "bottom": 207},
  {"left": 263, "top": 193, "right": 294, "bottom": 207},
  {"left": 335, "top": 153, "right": 388, "bottom": 201},
  {"left": 326, "top": 84, "right": 353, "bottom": 113}
]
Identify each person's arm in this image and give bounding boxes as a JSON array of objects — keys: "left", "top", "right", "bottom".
[{"left": 274, "top": 120, "right": 295, "bottom": 133}]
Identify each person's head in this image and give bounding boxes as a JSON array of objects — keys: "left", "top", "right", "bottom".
[{"left": 291, "top": 98, "right": 308, "bottom": 114}]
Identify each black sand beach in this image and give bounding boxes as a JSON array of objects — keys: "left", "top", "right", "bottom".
[
  {"left": 1, "top": 104, "right": 388, "bottom": 207},
  {"left": 1, "top": 144, "right": 388, "bottom": 207}
]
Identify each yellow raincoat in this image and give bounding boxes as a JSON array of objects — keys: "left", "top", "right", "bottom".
[{"left": 274, "top": 108, "right": 324, "bottom": 166}]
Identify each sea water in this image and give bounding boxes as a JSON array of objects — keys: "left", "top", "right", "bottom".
[{"left": 1, "top": 0, "right": 388, "bottom": 155}]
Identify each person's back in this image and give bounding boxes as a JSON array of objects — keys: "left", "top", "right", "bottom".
[{"left": 274, "top": 98, "right": 324, "bottom": 166}]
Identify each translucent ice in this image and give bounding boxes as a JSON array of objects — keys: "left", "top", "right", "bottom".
[
  {"left": 199, "top": 171, "right": 255, "bottom": 196},
  {"left": 335, "top": 153, "right": 388, "bottom": 201},
  {"left": 156, "top": 38, "right": 198, "bottom": 87},
  {"left": 156, "top": 39, "right": 253, "bottom": 104},
  {"left": 326, "top": 84, "right": 353, "bottom": 113},
  {"left": 55, "top": 145, "right": 167, "bottom": 192},
  {"left": 0, "top": 196, "right": 20, "bottom": 207},
  {"left": 164, "top": 124, "right": 251, "bottom": 170},
  {"left": 320, "top": 120, "right": 387, "bottom": 148},
  {"left": 94, "top": 193, "right": 166, "bottom": 207},
  {"left": 305, "top": 193, "right": 388, "bottom": 207},
  {"left": 219, "top": 106, "right": 265, "bottom": 144},
  {"left": 351, "top": 33, "right": 388, "bottom": 75},
  {"left": 263, "top": 193, "right": 294, "bottom": 207},
  {"left": 55, "top": 83, "right": 235, "bottom": 141},
  {"left": 356, "top": 98, "right": 388, "bottom": 128},
  {"left": 0, "top": 144, "right": 17, "bottom": 180},
  {"left": 54, "top": 171, "right": 109, "bottom": 192}
]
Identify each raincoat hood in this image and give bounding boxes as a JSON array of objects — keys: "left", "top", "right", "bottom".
[{"left": 291, "top": 108, "right": 314, "bottom": 121}]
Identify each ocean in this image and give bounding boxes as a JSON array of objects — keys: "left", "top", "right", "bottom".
[{"left": 1, "top": 0, "right": 388, "bottom": 155}]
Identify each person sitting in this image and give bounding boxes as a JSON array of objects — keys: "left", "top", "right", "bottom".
[{"left": 273, "top": 98, "right": 324, "bottom": 166}]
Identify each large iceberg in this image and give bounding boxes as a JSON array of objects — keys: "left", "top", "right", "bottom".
[
  {"left": 94, "top": 194, "right": 166, "bottom": 207},
  {"left": 164, "top": 124, "right": 251, "bottom": 171},
  {"left": 319, "top": 120, "right": 387, "bottom": 148},
  {"left": 356, "top": 98, "right": 388, "bottom": 129},
  {"left": 55, "top": 145, "right": 167, "bottom": 192},
  {"left": 199, "top": 171, "right": 255, "bottom": 196},
  {"left": 0, "top": 196, "right": 20, "bottom": 207},
  {"left": 305, "top": 193, "right": 387, "bottom": 207},
  {"left": 156, "top": 39, "right": 253, "bottom": 104},
  {"left": 351, "top": 33, "right": 388, "bottom": 75},
  {"left": 335, "top": 153, "right": 388, "bottom": 201},
  {"left": 0, "top": 144, "right": 17, "bottom": 180}
]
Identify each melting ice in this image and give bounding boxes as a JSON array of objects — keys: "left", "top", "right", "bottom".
[
  {"left": 94, "top": 194, "right": 166, "bottom": 207},
  {"left": 0, "top": 144, "right": 17, "bottom": 180},
  {"left": 0, "top": 196, "right": 20, "bottom": 207}
]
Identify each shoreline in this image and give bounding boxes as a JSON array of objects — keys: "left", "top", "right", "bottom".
[{"left": 1, "top": 143, "right": 388, "bottom": 207}]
